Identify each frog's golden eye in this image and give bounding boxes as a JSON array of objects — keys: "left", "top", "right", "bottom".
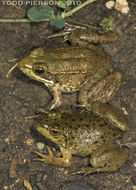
[{"left": 34, "top": 66, "right": 45, "bottom": 75}]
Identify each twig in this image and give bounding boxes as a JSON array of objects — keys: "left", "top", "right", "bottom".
[
  {"left": 0, "top": 19, "right": 31, "bottom": 22},
  {"left": 62, "top": 0, "right": 96, "bottom": 18}
]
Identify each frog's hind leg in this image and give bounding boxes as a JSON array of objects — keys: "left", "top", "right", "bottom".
[
  {"left": 78, "top": 72, "right": 122, "bottom": 109},
  {"left": 92, "top": 101, "right": 128, "bottom": 131},
  {"left": 73, "top": 143, "right": 129, "bottom": 175}
]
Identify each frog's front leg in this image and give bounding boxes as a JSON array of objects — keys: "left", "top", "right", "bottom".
[
  {"left": 34, "top": 146, "right": 72, "bottom": 167},
  {"left": 92, "top": 101, "right": 128, "bottom": 131},
  {"left": 48, "top": 86, "right": 62, "bottom": 110},
  {"left": 78, "top": 72, "right": 122, "bottom": 109},
  {"left": 73, "top": 143, "right": 129, "bottom": 175}
]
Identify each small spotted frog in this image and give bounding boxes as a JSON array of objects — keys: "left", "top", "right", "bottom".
[
  {"left": 34, "top": 104, "right": 128, "bottom": 175},
  {"left": 18, "top": 29, "right": 122, "bottom": 110}
]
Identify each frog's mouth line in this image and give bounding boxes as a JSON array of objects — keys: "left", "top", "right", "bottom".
[
  {"left": 36, "top": 125, "right": 66, "bottom": 148},
  {"left": 20, "top": 65, "right": 55, "bottom": 87}
]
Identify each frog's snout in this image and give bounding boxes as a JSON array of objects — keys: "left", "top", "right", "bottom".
[{"left": 18, "top": 59, "right": 32, "bottom": 71}]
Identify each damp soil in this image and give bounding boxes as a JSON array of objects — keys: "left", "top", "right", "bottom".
[{"left": 0, "top": 0, "right": 136, "bottom": 190}]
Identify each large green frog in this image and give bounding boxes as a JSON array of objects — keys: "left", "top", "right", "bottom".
[
  {"left": 18, "top": 29, "right": 122, "bottom": 110},
  {"left": 34, "top": 105, "right": 128, "bottom": 175}
]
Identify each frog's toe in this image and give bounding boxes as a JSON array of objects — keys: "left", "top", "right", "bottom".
[
  {"left": 72, "top": 167, "right": 100, "bottom": 176},
  {"left": 35, "top": 108, "right": 48, "bottom": 114},
  {"left": 75, "top": 103, "right": 91, "bottom": 112},
  {"left": 46, "top": 146, "right": 53, "bottom": 156},
  {"left": 33, "top": 151, "right": 47, "bottom": 159}
]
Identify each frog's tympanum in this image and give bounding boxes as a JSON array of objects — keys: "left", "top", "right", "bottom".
[
  {"left": 18, "top": 29, "right": 122, "bottom": 110},
  {"left": 34, "top": 106, "right": 128, "bottom": 175}
]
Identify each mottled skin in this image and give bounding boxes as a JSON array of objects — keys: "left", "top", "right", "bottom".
[
  {"left": 34, "top": 109, "right": 128, "bottom": 175},
  {"left": 18, "top": 29, "right": 122, "bottom": 110}
]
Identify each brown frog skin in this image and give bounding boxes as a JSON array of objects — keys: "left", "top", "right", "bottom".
[
  {"left": 34, "top": 108, "right": 128, "bottom": 175},
  {"left": 18, "top": 28, "right": 122, "bottom": 110}
]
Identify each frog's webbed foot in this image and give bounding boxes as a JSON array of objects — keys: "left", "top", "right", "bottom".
[
  {"left": 75, "top": 103, "right": 91, "bottom": 111},
  {"left": 72, "top": 164, "right": 121, "bottom": 176},
  {"left": 35, "top": 108, "right": 49, "bottom": 114},
  {"left": 34, "top": 146, "right": 72, "bottom": 167},
  {"left": 72, "top": 167, "right": 101, "bottom": 176},
  {"left": 34, "top": 146, "right": 53, "bottom": 162}
]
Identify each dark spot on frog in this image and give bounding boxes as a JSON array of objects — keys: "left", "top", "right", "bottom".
[
  {"left": 99, "top": 123, "right": 106, "bottom": 127},
  {"left": 87, "top": 130, "right": 90, "bottom": 134},
  {"left": 94, "top": 141, "right": 98, "bottom": 144},
  {"left": 55, "top": 79, "right": 59, "bottom": 83},
  {"left": 113, "top": 133, "right": 117, "bottom": 137},
  {"left": 80, "top": 130, "right": 84, "bottom": 135},
  {"left": 104, "top": 163, "right": 107, "bottom": 167},
  {"left": 79, "top": 138, "right": 83, "bottom": 143},
  {"left": 72, "top": 118, "right": 76, "bottom": 122}
]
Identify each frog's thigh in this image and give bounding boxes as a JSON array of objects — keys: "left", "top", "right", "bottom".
[
  {"left": 78, "top": 72, "right": 122, "bottom": 107},
  {"left": 92, "top": 101, "right": 128, "bottom": 131},
  {"left": 90, "top": 143, "right": 129, "bottom": 172}
]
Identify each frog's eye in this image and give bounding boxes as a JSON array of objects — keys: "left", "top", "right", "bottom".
[
  {"left": 34, "top": 66, "right": 45, "bottom": 75},
  {"left": 50, "top": 128, "right": 60, "bottom": 135},
  {"left": 52, "top": 129, "right": 58, "bottom": 133}
]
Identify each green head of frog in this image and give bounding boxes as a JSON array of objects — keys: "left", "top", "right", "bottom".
[
  {"left": 18, "top": 48, "right": 54, "bottom": 87},
  {"left": 35, "top": 113, "right": 66, "bottom": 148}
]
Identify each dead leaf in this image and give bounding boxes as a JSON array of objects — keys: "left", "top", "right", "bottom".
[
  {"left": 24, "top": 180, "right": 32, "bottom": 190},
  {"left": 9, "top": 157, "right": 17, "bottom": 178}
]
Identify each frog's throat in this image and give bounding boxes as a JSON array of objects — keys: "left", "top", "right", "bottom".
[{"left": 22, "top": 69, "right": 55, "bottom": 87}]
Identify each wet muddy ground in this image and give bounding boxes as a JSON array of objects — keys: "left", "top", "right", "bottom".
[{"left": 0, "top": 0, "right": 136, "bottom": 189}]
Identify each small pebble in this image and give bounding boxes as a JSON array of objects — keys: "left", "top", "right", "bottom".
[
  {"left": 37, "top": 142, "right": 45, "bottom": 150},
  {"left": 106, "top": 1, "right": 115, "bottom": 9},
  {"left": 5, "top": 138, "right": 10, "bottom": 144},
  {"left": 3, "top": 186, "right": 8, "bottom": 190},
  {"left": 121, "top": 107, "right": 128, "bottom": 115},
  {"left": 114, "top": 0, "right": 130, "bottom": 14},
  {"left": 64, "top": 170, "right": 68, "bottom": 175},
  {"left": 42, "top": 174, "right": 47, "bottom": 181},
  {"left": 26, "top": 138, "right": 35, "bottom": 146}
]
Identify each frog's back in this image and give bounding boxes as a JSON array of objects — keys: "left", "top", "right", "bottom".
[
  {"left": 43, "top": 47, "right": 112, "bottom": 93},
  {"left": 43, "top": 47, "right": 112, "bottom": 74},
  {"left": 62, "top": 113, "right": 122, "bottom": 156}
]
